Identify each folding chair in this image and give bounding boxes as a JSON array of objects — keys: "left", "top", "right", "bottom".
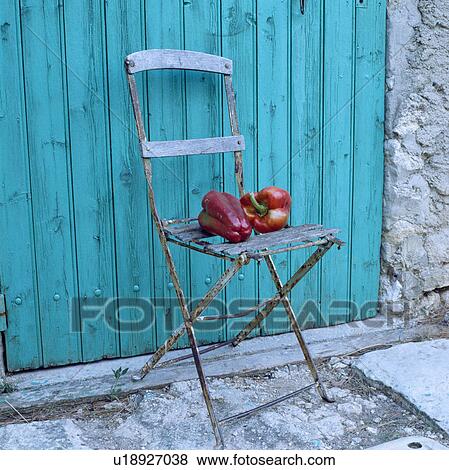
[{"left": 125, "top": 49, "right": 344, "bottom": 449}]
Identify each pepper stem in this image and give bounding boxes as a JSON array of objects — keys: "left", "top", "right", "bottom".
[{"left": 249, "top": 193, "right": 268, "bottom": 217}]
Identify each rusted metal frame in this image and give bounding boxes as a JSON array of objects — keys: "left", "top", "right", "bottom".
[
  {"left": 135, "top": 255, "right": 248, "bottom": 380},
  {"left": 158, "top": 340, "right": 233, "bottom": 368},
  {"left": 126, "top": 72, "right": 147, "bottom": 141},
  {"left": 198, "top": 297, "right": 274, "bottom": 322},
  {"left": 219, "top": 383, "right": 315, "bottom": 425},
  {"left": 232, "top": 241, "right": 334, "bottom": 347},
  {"left": 224, "top": 74, "right": 245, "bottom": 197},
  {"left": 166, "top": 236, "right": 236, "bottom": 262},
  {"left": 325, "top": 234, "right": 345, "bottom": 248},
  {"left": 264, "top": 255, "right": 334, "bottom": 403},
  {"left": 182, "top": 326, "right": 224, "bottom": 448},
  {"left": 127, "top": 71, "right": 224, "bottom": 448}
]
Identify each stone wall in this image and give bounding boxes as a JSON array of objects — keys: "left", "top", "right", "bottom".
[{"left": 382, "top": 0, "right": 449, "bottom": 320}]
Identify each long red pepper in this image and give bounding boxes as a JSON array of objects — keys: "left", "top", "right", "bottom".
[{"left": 198, "top": 191, "right": 252, "bottom": 243}]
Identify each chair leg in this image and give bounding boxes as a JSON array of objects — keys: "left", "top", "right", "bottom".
[
  {"left": 164, "top": 255, "right": 225, "bottom": 447},
  {"left": 184, "top": 320, "right": 225, "bottom": 449},
  {"left": 264, "top": 255, "right": 334, "bottom": 403},
  {"left": 138, "top": 237, "right": 234, "bottom": 448}
]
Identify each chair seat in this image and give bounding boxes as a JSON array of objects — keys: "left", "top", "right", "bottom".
[{"left": 164, "top": 220, "right": 341, "bottom": 259}]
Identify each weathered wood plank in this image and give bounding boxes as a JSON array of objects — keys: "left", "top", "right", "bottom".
[
  {"left": 126, "top": 49, "right": 232, "bottom": 75},
  {"left": 141, "top": 135, "right": 245, "bottom": 158},
  {"left": 167, "top": 222, "right": 321, "bottom": 243},
  {"left": 221, "top": 0, "right": 258, "bottom": 340},
  {"left": 184, "top": 0, "right": 226, "bottom": 345},
  {"left": 20, "top": 0, "right": 82, "bottom": 367},
  {"left": 64, "top": 0, "right": 118, "bottom": 361},
  {"left": 320, "top": 0, "right": 354, "bottom": 327},
  {"left": 147, "top": 0, "right": 189, "bottom": 351},
  {"left": 257, "top": 0, "right": 291, "bottom": 335},
  {"left": 0, "top": 0, "right": 42, "bottom": 370},
  {"left": 106, "top": 0, "right": 156, "bottom": 357},
  {"left": 212, "top": 227, "right": 339, "bottom": 256},
  {"left": 350, "top": 0, "right": 386, "bottom": 320},
  {"left": 290, "top": 0, "right": 324, "bottom": 329},
  {"left": 165, "top": 222, "right": 208, "bottom": 241}
]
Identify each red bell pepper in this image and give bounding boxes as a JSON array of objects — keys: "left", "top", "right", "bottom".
[
  {"left": 240, "top": 186, "right": 291, "bottom": 233},
  {"left": 198, "top": 191, "right": 252, "bottom": 243}
]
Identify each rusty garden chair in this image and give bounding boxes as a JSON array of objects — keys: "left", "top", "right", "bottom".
[{"left": 125, "top": 49, "right": 343, "bottom": 449}]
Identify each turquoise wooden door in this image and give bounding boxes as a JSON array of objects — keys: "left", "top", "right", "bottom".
[{"left": 0, "top": 0, "right": 386, "bottom": 371}]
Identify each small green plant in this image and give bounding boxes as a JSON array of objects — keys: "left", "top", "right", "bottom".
[
  {"left": 110, "top": 366, "right": 129, "bottom": 399},
  {"left": 0, "top": 377, "right": 16, "bottom": 394}
]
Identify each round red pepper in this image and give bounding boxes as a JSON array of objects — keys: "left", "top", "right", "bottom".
[{"left": 240, "top": 186, "right": 291, "bottom": 233}]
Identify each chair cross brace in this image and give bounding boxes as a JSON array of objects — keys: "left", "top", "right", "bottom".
[
  {"left": 219, "top": 383, "right": 316, "bottom": 425},
  {"left": 125, "top": 49, "right": 344, "bottom": 449}
]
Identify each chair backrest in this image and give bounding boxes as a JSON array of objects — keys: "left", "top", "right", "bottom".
[
  {"left": 126, "top": 49, "right": 233, "bottom": 75},
  {"left": 125, "top": 49, "right": 245, "bottom": 204}
]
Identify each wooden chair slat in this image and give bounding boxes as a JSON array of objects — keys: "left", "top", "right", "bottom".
[
  {"left": 126, "top": 49, "right": 232, "bottom": 75},
  {"left": 141, "top": 135, "right": 245, "bottom": 158}
]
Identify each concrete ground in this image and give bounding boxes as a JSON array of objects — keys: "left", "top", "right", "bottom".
[
  {"left": 354, "top": 339, "right": 449, "bottom": 436},
  {"left": 1, "top": 316, "right": 444, "bottom": 420},
  {"left": 1, "top": 350, "right": 448, "bottom": 450}
]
